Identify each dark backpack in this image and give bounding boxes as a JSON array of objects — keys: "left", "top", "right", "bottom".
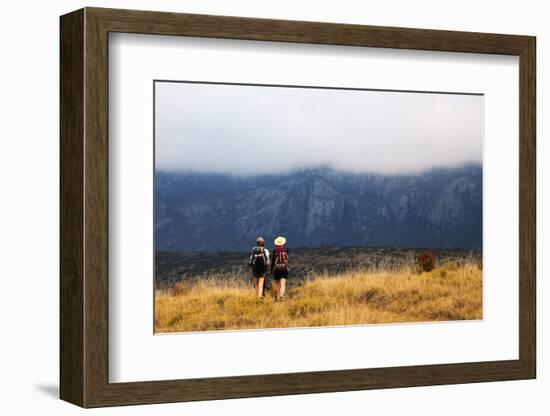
[
  {"left": 273, "top": 247, "right": 289, "bottom": 271},
  {"left": 249, "top": 247, "right": 268, "bottom": 272}
]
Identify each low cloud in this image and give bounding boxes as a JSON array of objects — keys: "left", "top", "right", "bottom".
[{"left": 155, "top": 82, "right": 483, "bottom": 175}]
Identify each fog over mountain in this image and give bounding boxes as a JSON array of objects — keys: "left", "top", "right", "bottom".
[
  {"left": 155, "top": 82, "right": 483, "bottom": 176},
  {"left": 155, "top": 165, "right": 482, "bottom": 252},
  {"left": 155, "top": 82, "right": 483, "bottom": 252}
]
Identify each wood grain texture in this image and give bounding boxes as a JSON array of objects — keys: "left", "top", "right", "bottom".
[
  {"left": 83, "top": 10, "right": 110, "bottom": 406},
  {"left": 88, "top": 7, "right": 532, "bottom": 54},
  {"left": 59, "top": 8, "right": 84, "bottom": 407},
  {"left": 59, "top": 7, "right": 537, "bottom": 408},
  {"left": 518, "top": 38, "right": 536, "bottom": 376}
]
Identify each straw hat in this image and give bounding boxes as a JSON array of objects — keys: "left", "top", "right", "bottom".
[{"left": 274, "top": 236, "right": 286, "bottom": 246}]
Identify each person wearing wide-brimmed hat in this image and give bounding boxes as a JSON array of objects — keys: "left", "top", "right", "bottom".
[
  {"left": 248, "top": 237, "right": 270, "bottom": 300},
  {"left": 270, "top": 236, "right": 289, "bottom": 301}
]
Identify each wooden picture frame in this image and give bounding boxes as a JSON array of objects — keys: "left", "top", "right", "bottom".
[{"left": 60, "top": 7, "right": 536, "bottom": 408}]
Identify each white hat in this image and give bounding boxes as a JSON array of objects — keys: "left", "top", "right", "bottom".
[{"left": 274, "top": 236, "right": 286, "bottom": 246}]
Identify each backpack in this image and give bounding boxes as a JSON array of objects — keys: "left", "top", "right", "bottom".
[
  {"left": 249, "top": 247, "right": 268, "bottom": 272},
  {"left": 273, "top": 246, "right": 289, "bottom": 271}
]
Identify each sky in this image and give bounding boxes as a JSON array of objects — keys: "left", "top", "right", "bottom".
[{"left": 155, "top": 81, "right": 483, "bottom": 176}]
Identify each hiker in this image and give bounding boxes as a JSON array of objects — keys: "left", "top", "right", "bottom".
[
  {"left": 248, "top": 237, "right": 270, "bottom": 300},
  {"left": 271, "top": 236, "right": 289, "bottom": 301}
]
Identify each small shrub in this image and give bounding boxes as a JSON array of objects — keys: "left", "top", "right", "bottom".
[{"left": 417, "top": 251, "right": 435, "bottom": 272}]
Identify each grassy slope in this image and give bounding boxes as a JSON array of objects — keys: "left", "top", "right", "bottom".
[{"left": 155, "top": 263, "right": 482, "bottom": 333}]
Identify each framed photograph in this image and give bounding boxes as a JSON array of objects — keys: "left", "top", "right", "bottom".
[{"left": 60, "top": 7, "right": 536, "bottom": 408}]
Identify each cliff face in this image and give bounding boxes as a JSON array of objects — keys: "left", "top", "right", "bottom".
[{"left": 156, "top": 165, "right": 482, "bottom": 252}]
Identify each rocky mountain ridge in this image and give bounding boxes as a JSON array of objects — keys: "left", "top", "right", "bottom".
[{"left": 156, "top": 165, "right": 482, "bottom": 251}]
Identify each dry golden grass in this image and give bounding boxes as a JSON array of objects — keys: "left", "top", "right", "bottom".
[{"left": 155, "top": 263, "right": 482, "bottom": 333}]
